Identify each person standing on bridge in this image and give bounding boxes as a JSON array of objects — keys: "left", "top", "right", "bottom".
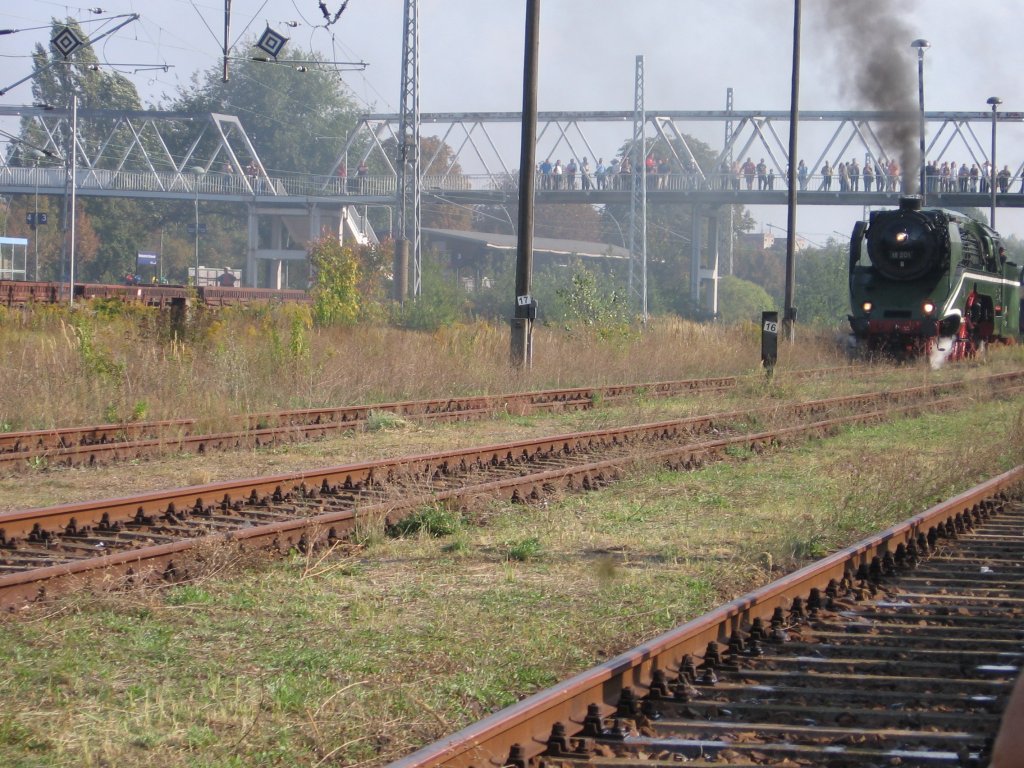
[
  {"left": 553, "top": 159, "right": 563, "bottom": 189},
  {"left": 246, "top": 160, "right": 259, "bottom": 192},
  {"left": 821, "top": 161, "right": 833, "bottom": 191},
  {"left": 595, "top": 158, "right": 606, "bottom": 190},
  {"left": 565, "top": 158, "right": 577, "bottom": 189},
  {"left": 742, "top": 158, "right": 755, "bottom": 189},
  {"left": 888, "top": 159, "right": 901, "bottom": 192},
  {"left": 217, "top": 267, "right": 237, "bottom": 287},
  {"left": 662, "top": 157, "right": 674, "bottom": 189},
  {"left": 863, "top": 159, "right": 874, "bottom": 191},
  {"left": 357, "top": 161, "right": 369, "bottom": 193},
  {"left": 997, "top": 164, "right": 1011, "bottom": 194},
  {"left": 957, "top": 162, "right": 969, "bottom": 193},
  {"left": 580, "top": 157, "right": 592, "bottom": 191},
  {"left": 797, "top": 160, "right": 808, "bottom": 190},
  {"left": 540, "top": 158, "right": 552, "bottom": 189},
  {"left": 336, "top": 162, "right": 347, "bottom": 194},
  {"left": 849, "top": 159, "right": 860, "bottom": 192},
  {"left": 756, "top": 159, "right": 767, "bottom": 190}
]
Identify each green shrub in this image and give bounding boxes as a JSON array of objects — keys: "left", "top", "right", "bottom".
[{"left": 388, "top": 505, "right": 463, "bottom": 538}]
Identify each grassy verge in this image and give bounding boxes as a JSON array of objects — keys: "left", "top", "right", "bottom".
[
  {"left": 0, "top": 305, "right": 860, "bottom": 432},
  {"left": 1, "top": 398, "right": 1021, "bottom": 767}
]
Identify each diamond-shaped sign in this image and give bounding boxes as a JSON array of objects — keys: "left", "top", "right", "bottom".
[
  {"left": 51, "top": 27, "right": 85, "bottom": 59},
  {"left": 255, "top": 26, "right": 288, "bottom": 59}
]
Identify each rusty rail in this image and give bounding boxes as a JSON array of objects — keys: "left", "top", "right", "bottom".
[
  {"left": 388, "top": 467, "right": 1024, "bottom": 768},
  {"left": 1, "top": 373, "right": 1019, "bottom": 611},
  {"left": 0, "top": 368, "right": 856, "bottom": 472}
]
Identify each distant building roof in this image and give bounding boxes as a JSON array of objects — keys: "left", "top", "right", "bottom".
[{"left": 424, "top": 228, "right": 629, "bottom": 260}]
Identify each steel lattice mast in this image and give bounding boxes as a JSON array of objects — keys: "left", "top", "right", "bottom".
[
  {"left": 628, "top": 55, "right": 647, "bottom": 323},
  {"left": 396, "top": 0, "right": 421, "bottom": 298}
]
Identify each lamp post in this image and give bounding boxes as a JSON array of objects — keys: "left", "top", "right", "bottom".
[
  {"left": 194, "top": 184, "right": 200, "bottom": 284},
  {"left": 911, "top": 39, "right": 930, "bottom": 201},
  {"left": 32, "top": 153, "right": 39, "bottom": 281},
  {"left": 987, "top": 96, "right": 1001, "bottom": 229},
  {"left": 68, "top": 93, "right": 77, "bottom": 306}
]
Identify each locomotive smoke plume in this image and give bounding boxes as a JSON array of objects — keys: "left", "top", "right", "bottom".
[{"left": 819, "top": 1, "right": 921, "bottom": 193}]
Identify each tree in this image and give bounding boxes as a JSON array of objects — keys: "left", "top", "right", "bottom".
[
  {"left": 733, "top": 244, "right": 786, "bottom": 303},
  {"left": 717, "top": 275, "right": 776, "bottom": 324},
  {"left": 308, "top": 236, "right": 360, "bottom": 326},
  {"left": 11, "top": 19, "right": 171, "bottom": 283},
  {"left": 170, "top": 47, "right": 361, "bottom": 177},
  {"left": 556, "top": 269, "right": 633, "bottom": 339},
  {"left": 395, "top": 258, "right": 468, "bottom": 331},
  {"left": 794, "top": 239, "right": 851, "bottom": 326}
]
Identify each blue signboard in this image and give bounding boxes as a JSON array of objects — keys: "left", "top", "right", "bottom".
[{"left": 136, "top": 252, "right": 159, "bottom": 266}]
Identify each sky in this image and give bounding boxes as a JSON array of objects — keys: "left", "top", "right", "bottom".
[{"left": 3, "top": 0, "right": 1024, "bottom": 242}]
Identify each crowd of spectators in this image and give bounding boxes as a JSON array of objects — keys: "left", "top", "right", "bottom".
[{"left": 533, "top": 153, "right": 1024, "bottom": 195}]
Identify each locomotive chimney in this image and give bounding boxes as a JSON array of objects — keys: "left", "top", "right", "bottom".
[{"left": 899, "top": 195, "right": 923, "bottom": 211}]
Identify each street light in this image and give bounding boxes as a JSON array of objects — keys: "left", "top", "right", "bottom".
[
  {"left": 911, "top": 39, "right": 930, "bottom": 200},
  {"left": 987, "top": 96, "right": 1001, "bottom": 229}
]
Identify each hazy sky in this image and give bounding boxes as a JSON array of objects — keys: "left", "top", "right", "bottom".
[{"left": 3, "top": 0, "right": 1024, "bottom": 241}]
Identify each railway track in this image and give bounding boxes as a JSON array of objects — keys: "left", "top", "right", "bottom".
[
  {"left": 1, "top": 371, "right": 1020, "bottom": 611},
  {"left": 388, "top": 468, "right": 1024, "bottom": 768},
  {"left": 0, "top": 368, "right": 852, "bottom": 473}
]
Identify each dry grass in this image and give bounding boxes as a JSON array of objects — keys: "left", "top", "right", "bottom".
[
  {"left": 0, "top": 305, "right": 848, "bottom": 432},
  {"left": 0, "top": 307, "right": 1022, "bottom": 767},
  {"left": 2, "top": 399, "right": 1019, "bottom": 767}
]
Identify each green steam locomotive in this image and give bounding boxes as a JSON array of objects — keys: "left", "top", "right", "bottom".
[{"left": 848, "top": 197, "right": 1023, "bottom": 364}]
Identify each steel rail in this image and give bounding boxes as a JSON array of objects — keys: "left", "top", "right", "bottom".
[
  {"left": 387, "top": 467, "right": 1024, "bottom": 768},
  {"left": 0, "top": 365, "right": 932, "bottom": 473},
  {"left": 1, "top": 374, "right": 1019, "bottom": 610},
  {"left": 0, "top": 374, "right": 759, "bottom": 471}
]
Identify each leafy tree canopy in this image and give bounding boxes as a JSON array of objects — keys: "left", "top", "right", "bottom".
[
  {"left": 717, "top": 275, "right": 776, "bottom": 325},
  {"left": 170, "top": 46, "right": 361, "bottom": 177}
]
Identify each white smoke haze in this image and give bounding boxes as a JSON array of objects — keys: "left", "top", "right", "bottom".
[{"left": 815, "top": 0, "right": 921, "bottom": 193}]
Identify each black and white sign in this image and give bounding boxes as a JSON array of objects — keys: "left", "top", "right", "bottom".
[
  {"left": 51, "top": 27, "right": 85, "bottom": 58},
  {"left": 26, "top": 212, "right": 48, "bottom": 229},
  {"left": 255, "top": 26, "right": 289, "bottom": 59}
]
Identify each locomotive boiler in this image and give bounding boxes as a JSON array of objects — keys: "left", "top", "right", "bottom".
[{"left": 848, "top": 197, "right": 1023, "bottom": 364}]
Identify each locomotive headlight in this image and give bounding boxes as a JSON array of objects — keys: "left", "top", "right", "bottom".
[
  {"left": 861, "top": 301, "right": 873, "bottom": 313},
  {"left": 895, "top": 232, "right": 909, "bottom": 243},
  {"left": 922, "top": 301, "right": 935, "bottom": 314}
]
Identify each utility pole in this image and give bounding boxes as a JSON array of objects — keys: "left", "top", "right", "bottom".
[
  {"left": 510, "top": 0, "right": 540, "bottom": 369},
  {"left": 783, "top": 0, "right": 801, "bottom": 341}
]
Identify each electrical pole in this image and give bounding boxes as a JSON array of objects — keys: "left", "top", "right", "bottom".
[
  {"left": 783, "top": 0, "right": 801, "bottom": 341},
  {"left": 510, "top": 0, "right": 540, "bottom": 369}
]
